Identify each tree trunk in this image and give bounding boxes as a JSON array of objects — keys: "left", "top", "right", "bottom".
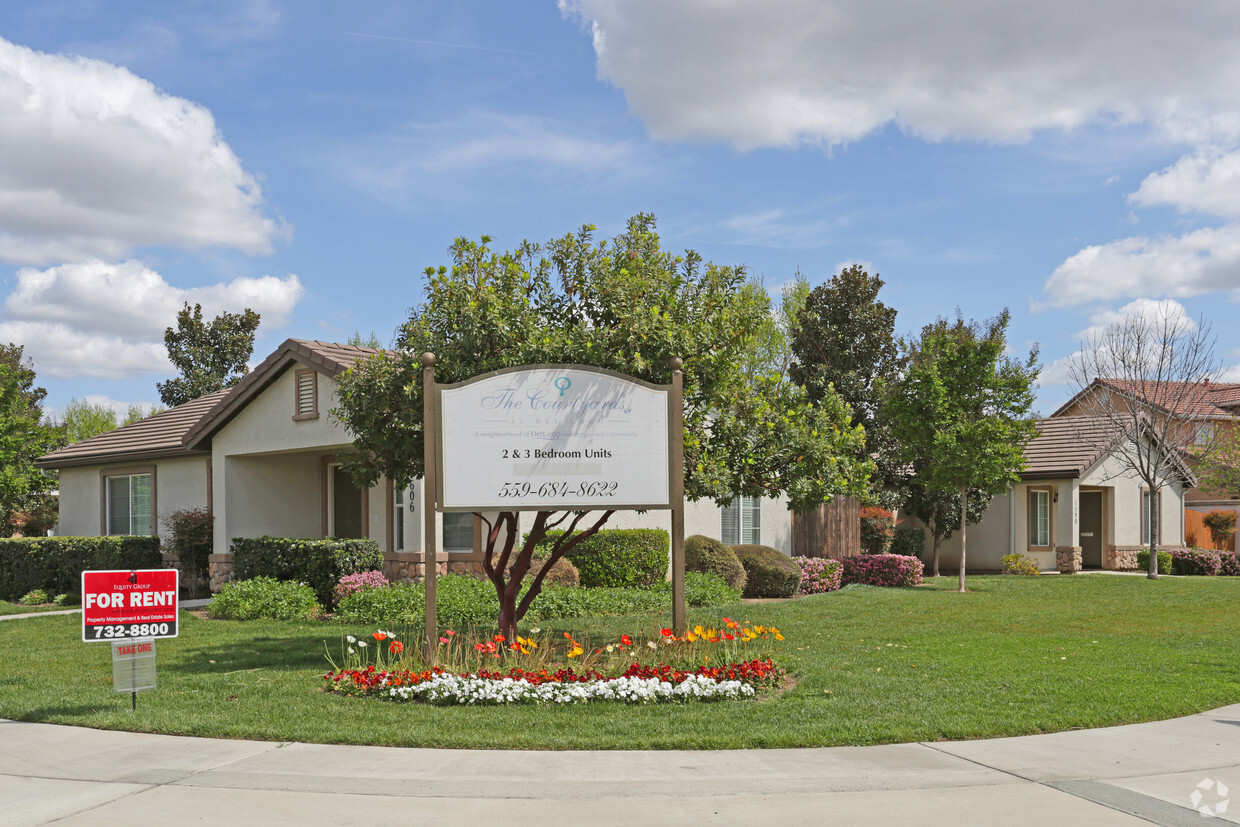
[
  {"left": 931, "top": 534, "right": 942, "bottom": 577},
  {"left": 958, "top": 483, "right": 967, "bottom": 593},
  {"left": 1147, "top": 488, "right": 1159, "bottom": 580}
]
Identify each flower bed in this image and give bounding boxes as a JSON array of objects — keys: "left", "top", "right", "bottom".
[
  {"left": 795, "top": 556, "right": 843, "bottom": 594},
  {"left": 322, "top": 618, "right": 786, "bottom": 705},
  {"left": 323, "top": 659, "right": 783, "bottom": 705}
]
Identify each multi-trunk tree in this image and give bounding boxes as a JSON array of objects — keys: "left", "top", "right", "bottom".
[
  {"left": 884, "top": 310, "right": 1039, "bottom": 592},
  {"left": 334, "top": 214, "right": 872, "bottom": 637}
]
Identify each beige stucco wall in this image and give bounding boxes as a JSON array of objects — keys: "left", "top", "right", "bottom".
[
  {"left": 54, "top": 456, "right": 209, "bottom": 538},
  {"left": 911, "top": 489, "right": 1015, "bottom": 573}
]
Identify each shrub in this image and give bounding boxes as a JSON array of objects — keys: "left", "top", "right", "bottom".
[
  {"left": 335, "top": 574, "right": 501, "bottom": 629},
  {"left": 530, "top": 529, "right": 668, "bottom": 589},
  {"left": 209, "top": 577, "right": 321, "bottom": 621},
  {"left": 524, "top": 557, "right": 580, "bottom": 588},
  {"left": 19, "top": 588, "right": 49, "bottom": 605},
  {"left": 890, "top": 526, "right": 925, "bottom": 559},
  {"left": 685, "top": 534, "right": 747, "bottom": 591},
  {"left": 1219, "top": 551, "right": 1240, "bottom": 576},
  {"left": 1203, "top": 510, "right": 1236, "bottom": 547},
  {"left": 677, "top": 570, "right": 743, "bottom": 607},
  {"left": 334, "top": 582, "right": 424, "bottom": 625},
  {"left": 162, "top": 507, "right": 212, "bottom": 598},
  {"left": 795, "top": 557, "right": 843, "bottom": 594},
  {"left": 1137, "top": 549, "right": 1174, "bottom": 575},
  {"left": 230, "top": 536, "right": 383, "bottom": 606},
  {"left": 1170, "top": 548, "right": 1222, "bottom": 576},
  {"left": 52, "top": 592, "right": 78, "bottom": 607},
  {"left": 1001, "top": 553, "right": 1041, "bottom": 576},
  {"left": 0, "top": 536, "right": 162, "bottom": 601},
  {"left": 527, "top": 585, "right": 667, "bottom": 621},
  {"left": 334, "top": 570, "right": 391, "bottom": 605},
  {"left": 841, "top": 553, "right": 924, "bottom": 587},
  {"left": 731, "top": 545, "right": 802, "bottom": 598},
  {"left": 860, "top": 506, "right": 896, "bottom": 555},
  {"left": 434, "top": 574, "right": 502, "bottom": 628}
]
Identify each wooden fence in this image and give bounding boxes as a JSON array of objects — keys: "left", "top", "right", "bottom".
[
  {"left": 792, "top": 495, "right": 860, "bottom": 559},
  {"left": 1184, "top": 507, "right": 1236, "bottom": 551}
]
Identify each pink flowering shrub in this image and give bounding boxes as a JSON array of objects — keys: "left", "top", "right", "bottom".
[
  {"left": 795, "top": 557, "right": 843, "bottom": 594},
  {"left": 1219, "top": 551, "right": 1240, "bottom": 576},
  {"left": 334, "top": 570, "right": 391, "bottom": 604},
  {"left": 1170, "top": 548, "right": 1222, "bottom": 576},
  {"left": 841, "top": 553, "right": 924, "bottom": 588}
]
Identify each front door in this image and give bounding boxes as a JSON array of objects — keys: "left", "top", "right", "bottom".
[
  {"left": 331, "top": 465, "right": 364, "bottom": 539},
  {"left": 1079, "top": 491, "right": 1104, "bottom": 567}
]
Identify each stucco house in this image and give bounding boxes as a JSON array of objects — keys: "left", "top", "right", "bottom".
[
  {"left": 37, "top": 339, "right": 793, "bottom": 589},
  {"left": 908, "top": 416, "right": 1194, "bottom": 573}
]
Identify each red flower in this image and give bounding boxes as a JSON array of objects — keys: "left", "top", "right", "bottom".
[
  {"left": 620, "top": 635, "right": 632, "bottom": 646},
  {"left": 373, "top": 631, "right": 387, "bottom": 642},
  {"left": 389, "top": 640, "right": 404, "bottom": 654}
]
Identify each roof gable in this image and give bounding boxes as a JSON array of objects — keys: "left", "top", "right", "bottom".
[{"left": 181, "top": 338, "right": 391, "bottom": 450}]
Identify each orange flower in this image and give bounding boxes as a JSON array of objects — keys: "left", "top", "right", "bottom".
[
  {"left": 373, "top": 631, "right": 387, "bottom": 642},
  {"left": 620, "top": 635, "right": 632, "bottom": 646},
  {"left": 389, "top": 640, "right": 404, "bottom": 654}
]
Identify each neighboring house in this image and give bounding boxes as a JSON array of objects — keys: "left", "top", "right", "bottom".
[
  {"left": 902, "top": 416, "right": 1193, "bottom": 572},
  {"left": 1054, "top": 378, "right": 1240, "bottom": 542},
  {"left": 36, "top": 339, "right": 792, "bottom": 590}
]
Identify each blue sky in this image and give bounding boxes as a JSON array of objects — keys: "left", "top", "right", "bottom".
[{"left": 3, "top": 0, "right": 1240, "bottom": 420}]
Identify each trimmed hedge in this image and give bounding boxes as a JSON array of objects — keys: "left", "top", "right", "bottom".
[
  {"left": 0, "top": 536, "right": 163, "bottom": 601},
  {"left": 209, "top": 577, "right": 321, "bottom": 621},
  {"left": 841, "top": 553, "right": 924, "bottom": 587},
  {"left": 1136, "top": 549, "right": 1174, "bottom": 575},
  {"left": 795, "top": 556, "right": 843, "bottom": 594},
  {"left": 732, "top": 544, "right": 802, "bottom": 598},
  {"left": 1169, "top": 548, "right": 1222, "bottom": 576},
  {"left": 685, "top": 534, "right": 747, "bottom": 591},
  {"left": 532, "top": 529, "right": 668, "bottom": 589},
  {"left": 230, "top": 536, "right": 383, "bottom": 606}
]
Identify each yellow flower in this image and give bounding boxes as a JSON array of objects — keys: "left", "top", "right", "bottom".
[{"left": 567, "top": 645, "right": 583, "bottom": 658}]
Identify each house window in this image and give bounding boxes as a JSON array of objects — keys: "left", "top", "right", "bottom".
[
  {"left": 1195, "top": 421, "right": 1215, "bottom": 446},
  {"left": 721, "top": 496, "right": 761, "bottom": 545},
  {"left": 106, "top": 473, "right": 153, "bottom": 535},
  {"left": 1142, "top": 489, "right": 1161, "bottom": 546},
  {"left": 393, "top": 487, "right": 406, "bottom": 552},
  {"left": 293, "top": 369, "right": 318, "bottom": 420},
  {"left": 1028, "top": 488, "right": 1052, "bottom": 549},
  {"left": 443, "top": 512, "right": 474, "bottom": 552}
]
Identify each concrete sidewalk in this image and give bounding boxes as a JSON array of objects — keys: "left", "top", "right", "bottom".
[{"left": 3, "top": 705, "right": 1239, "bottom": 826}]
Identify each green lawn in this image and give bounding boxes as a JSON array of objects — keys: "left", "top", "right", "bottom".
[
  {"left": 1, "top": 575, "right": 1238, "bottom": 749},
  {"left": 0, "top": 600, "right": 72, "bottom": 616}
]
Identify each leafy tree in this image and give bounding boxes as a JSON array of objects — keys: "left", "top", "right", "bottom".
[
  {"left": 901, "top": 483, "right": 989, "bottom": 577},
  {"left": 334, "top": 214, "right": 871, "bottom": 636},
  {"left": 157, "top": 303, "right": 260, "bottom": 407},
  {"left": 0, "top": 349, "right": 62, "bottom": 535},
  {"left": 790, "top": 265, "right": 905, "bottom": 505},
  {"left": 59, "top": 398, "right": 117, "bottom": 444},
  {"left": 884, "top": 310, "right": 1039, "bottom": 592},
  {"left": 347, "top": 330, "right": 386, "bottom": 349},
  {"left": 1197, "top": 426, "right": 1240, "bottom": 501},
  {"left": 738, "top": 273, "right": 811, "bottom": 384},
  {"left": 123, "top": 403, "right": 165, "bottom": 425}
]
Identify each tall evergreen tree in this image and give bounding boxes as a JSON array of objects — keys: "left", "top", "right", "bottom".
[{"left": 157, "top": 303, "right": 260, "bottom": 407}]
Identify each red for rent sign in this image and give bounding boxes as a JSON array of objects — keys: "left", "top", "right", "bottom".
[{"left": 82, "top": 569, "right": 179, "bottom": 642}]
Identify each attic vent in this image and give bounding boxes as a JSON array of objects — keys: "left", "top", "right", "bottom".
[{"left": 293, "top": 369, "right": 318, "bottom": 420}]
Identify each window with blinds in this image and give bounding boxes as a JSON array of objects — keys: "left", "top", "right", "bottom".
[
  {"left": 394, "top": 487, "right": 405, "bottom": 552},
  {"left": 1141, "top": 490, "right": 1161, "bottom": 545},
  {"left": 1028, "top": 489, "right": 1051, "bottom": 548},
  {"left": 443, "top": 512, "right": 474, "bottom": 552},
  {"left": 106, "top": 473, "right": 152, "bottom": 535},
  {"left": 293, "top": 369, "right": 318, "bottom": 420},
  {"left": 721, "top": 496, "right": 761, "bottom": 545}
]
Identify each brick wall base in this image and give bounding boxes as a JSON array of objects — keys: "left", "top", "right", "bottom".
[{"left": 384, "top": 552, "right": 484, "bottom": 583}]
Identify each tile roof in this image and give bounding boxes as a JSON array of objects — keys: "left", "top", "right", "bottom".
[
  {"left": 1022, "top": 417, "right": 1120, "bottom": 479},
  {"left": 1054, "top": 378, "right": 1240, "bottom": 419},
  {"left": 36, "top": 389, "right": 228, "bottom": 469}
]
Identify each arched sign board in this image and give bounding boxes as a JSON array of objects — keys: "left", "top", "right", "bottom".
[
  {"left": 436, "top": 366, "right": 672, "bottom": 511},
  {"left": 420, "top": 358, "right": 687, "bottom": 652}
]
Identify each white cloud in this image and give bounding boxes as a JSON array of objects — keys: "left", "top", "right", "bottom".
[
  {"left": 0, "top": 36, "right": 284, "bottom": 265},
  {"left": 561, "top": 0, "right": 1240, "bottom": 149},
  {"left": 1131, "top": 149, "right": 1240, "bottom": 218},
  {"left": 334, "top": 112, "right": 641, "bottom": 208},
  {"left": 0, "top": 259, "right": 304, "bottom": 378},
  {"left": 1042, "top": 225, "right": 1240, "bottom": 307},
  {"left": 1038, "top": 299, "right": 1195, "bottom": 387}
]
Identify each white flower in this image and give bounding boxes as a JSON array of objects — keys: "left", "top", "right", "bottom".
[
  {"left": 346, "top": 635, "right": 356, "bottom": 643},
  {"left": 358, "top": 641, "right": 368, "bottom": 648}
]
